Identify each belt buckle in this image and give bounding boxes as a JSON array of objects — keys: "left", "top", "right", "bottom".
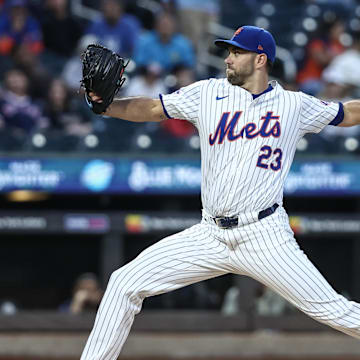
[
  {"left": 214, "top": 217, "right": 237, "bottom": 229},
  {"left": 215, "top": 217, "right": 227, "bottom": 229}
]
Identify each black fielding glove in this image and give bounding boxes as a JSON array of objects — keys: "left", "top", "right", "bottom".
[{"left": 81, "top": 44, "right": 128, "bottom": 114}]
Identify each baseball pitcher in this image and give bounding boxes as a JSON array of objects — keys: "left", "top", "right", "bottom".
[{"left": 80, "top": 26, "right": 360, "bottom": 360}]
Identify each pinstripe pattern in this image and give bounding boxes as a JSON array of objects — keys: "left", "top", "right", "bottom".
[
  {"left": 226, "top": 207, "right": 360, "bottom": 337},
  {"left": 80, "top": 79, "right": 359, "bottom": 360},
  {"left": 81, "top": 223, "right": 234, "bottom": 360},
  {"left": 162, "top": 80, "right": 339, "bottom": 218},
  {"left": 81, "top": 208, "right": 360, "bottom": 360}
]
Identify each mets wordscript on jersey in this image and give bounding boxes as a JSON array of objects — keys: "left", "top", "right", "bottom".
[{"left": 209, "top": 111, "right": 281, "bottom": 145}]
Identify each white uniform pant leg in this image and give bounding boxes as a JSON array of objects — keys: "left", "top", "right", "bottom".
[
  {"left": 80, "top": 223, "right": 230, "bottom": 360},
  {"left": 228, "top": 208, "right": 360, "bottom": 339}
]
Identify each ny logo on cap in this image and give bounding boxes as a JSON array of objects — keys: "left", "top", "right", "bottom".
[{"left": 233, "top": 27, "right": 244, "bottom": 36}]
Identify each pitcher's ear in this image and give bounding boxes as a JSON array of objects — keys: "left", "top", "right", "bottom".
[{"left": 256, "top": 53, "right": 268, "bottom": 69}]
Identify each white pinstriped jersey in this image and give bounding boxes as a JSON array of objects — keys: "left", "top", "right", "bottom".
[
  {"left": 161, "top": 79, "right": 341, "bottom": 217},
  {"left": 81, "top": 78, "right": 360, "bottom": 360}
]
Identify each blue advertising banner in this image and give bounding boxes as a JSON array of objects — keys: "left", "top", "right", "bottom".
[
  {"left": 284, "top": 161, "right": 358, "bottom": 196},
  {"left": 0, "top": 157, "right": 359, "bottom": 196},
  {"left": 0, "top": 157, "right": 202, "bottom": 194}
]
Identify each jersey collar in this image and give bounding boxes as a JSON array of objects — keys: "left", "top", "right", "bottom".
[{"left": 252, "top": 83, "right": 273, "bottom": 100}]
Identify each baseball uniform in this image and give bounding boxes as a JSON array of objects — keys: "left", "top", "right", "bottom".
[{"left": 80, "top": 26, "right": 360, "bottom": 360}]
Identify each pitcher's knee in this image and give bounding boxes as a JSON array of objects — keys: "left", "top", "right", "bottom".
[
  {"left": 109, "top": 267, "right": 136, "bottom": 295},
  {"left": 107, "top": 266, "right": 145, "bottom": 306}
]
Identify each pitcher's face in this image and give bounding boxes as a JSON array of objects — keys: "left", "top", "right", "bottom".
[{"left": 224, "top": 46, "right": 256, "bottom": 86}]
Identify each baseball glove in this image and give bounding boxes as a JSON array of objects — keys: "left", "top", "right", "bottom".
[{"left": 81, "top": 44, "right": 128, "bottom": 114}]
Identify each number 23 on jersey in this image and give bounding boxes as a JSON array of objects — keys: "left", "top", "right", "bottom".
[{"left": 256, "top": 146, "right": 283, "bottom": 171}]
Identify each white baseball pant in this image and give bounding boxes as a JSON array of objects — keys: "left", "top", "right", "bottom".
[{"left": 80, "top": 206, "right": 360, "bottom": 360}]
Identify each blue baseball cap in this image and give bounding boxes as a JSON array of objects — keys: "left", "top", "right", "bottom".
[{"left": 214, "top": 25, "right": 276, "bottom": 64}]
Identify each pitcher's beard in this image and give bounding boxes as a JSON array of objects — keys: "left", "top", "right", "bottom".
[
  {"left": 226, "top": 65, "right": 254, "bottom": 86},
  {"left": 227, "top": 71, "right": 246, "bottom": 86}
]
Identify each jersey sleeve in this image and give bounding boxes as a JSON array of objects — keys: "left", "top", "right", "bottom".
[
  {"left": 159, "top": 81, "right": 204, "bottom": 125},
  {"left": 299, "top": 92, "right": 342, "bottom": 134}
]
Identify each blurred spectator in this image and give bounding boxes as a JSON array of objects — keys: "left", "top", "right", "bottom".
[
  {"left": 166, "top": 64, "right": 195, "bottom": 92},
  {"left": 11, "top": 42, "right": 51, "bottom": 99},
  {"left": 124, "top": 1, "right": 159, "bottom": 30},
  {"left": 221, "top": 285, "right": 240, "bottom": 315},
  {"left": 221, "top": 283, "right": 296, "bottom": 316},
  {"left": 130, "top": 64, "right": 198, "bottom": 155},
  {"left": 309, "top": 0, "right": 356, "bottom": 11},
  {"left": 0, "top": 0, "right": 43, "bottom": 56},
  {"left": 62, "top": 34, "right": 98, "bottom": 93},
  {"left": 43, "top": 78, "right": 93, "bottom": 136},
  {"left": 133, "top": 11, "right": 195, "bottom": 73},
  {"left": 82, "top": 0, "right": 98, "bottom": 9},
  {"left": 161, "top": 116, "right": 196, "bottom": 139},
  {"left": 85, "top": 0, "right": 140, "bottom": 57},
  {"left": 60, "top": 273, "right": 103, "bottom": 314},
  {"left": 0, "top": 68, "right": 48, "bottom": 134},
  {"left": 297, "top": 18, "right": 345, "bottom": 95},
  {"left": 176, "top": 0, "right": 219, "bottom": 55},
  {"left": 162, "top": 66, "right": 196, "bottom": 138},
  {"left": 321, "top": 31, "right": 360, "bottom": 100},
  {"left": 161, "top": 282, "right": 219, "bottom": 309},
  {"left": 124, "top": 63, "right": 166, "bottom": 98},
  {"left": 159, "top": 0, "right": 177, "bottom": 14},
  {"left": 39, "top": 0, "right": 84, "bottom": 73},
  {"left": 255, "top": 285, "right": 294, "bottom": 316},
  {"left": 318, "top": 31, "right": 360, "bottom": 149}
]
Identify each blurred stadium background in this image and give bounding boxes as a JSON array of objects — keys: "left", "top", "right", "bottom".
[{"left": 0, "top": 0, "right": 360, "bottom": 358}]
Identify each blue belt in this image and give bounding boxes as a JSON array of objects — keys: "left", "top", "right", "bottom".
[{"left": 213, "top": 203, "right": 279, "bottom": 229}]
